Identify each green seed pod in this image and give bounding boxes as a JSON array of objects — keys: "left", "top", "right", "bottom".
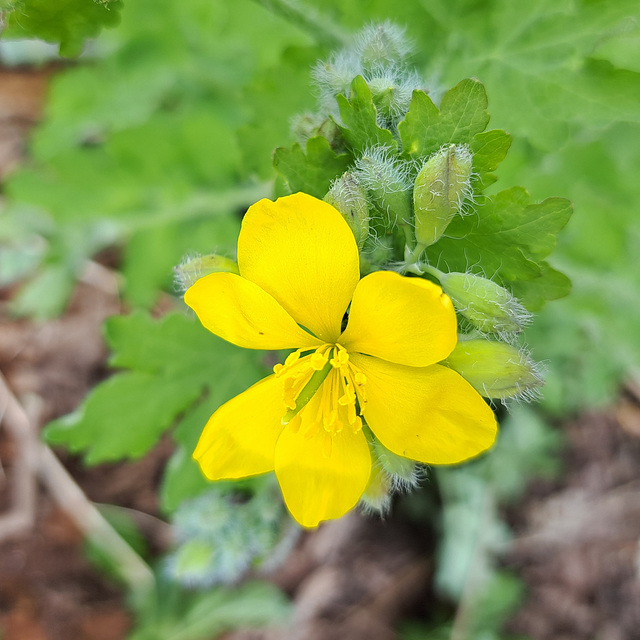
[
  {"left": 445, "top": 339, "right": 543, "bottom": 400},
  {"left": 355, "top": 145, "right": 412, "bottom": 228},
  {"left": 438, "top": 271, "right": 531, "bottom": 334},
  {"left": 174, "top": 254, "right": 239, "bottom": 291},
  {"left": 413, "top": 144, "right": 473, "bottom": 247},
  {"left": 324, "top": 172, "right": 370, "bottom": 249}
]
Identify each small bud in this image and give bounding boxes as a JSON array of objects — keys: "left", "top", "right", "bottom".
[
  {"left": 354, "top": 22, "right": 413, "bottom": 72},
  {"left": 355, "top": 145, "right": 412, "bottom": 228},
  {"left": 312, "top": 51, "right": 363, "bottom": 106},
  {"left": 324, "top": 172, "right": 370, "bottom": 249},
  {"left": 372, "top": 437, "right": 420, "bottom": 491},
  {"left": 413, "top": 144, "right": 473, "bottom": 247},
  {"left": 360, "top": 462, "right": 392, "bottom": 515},
  {"left": 445, "top": 339, "right": 544, "bottom": 400},
  {"left": 367, "top": 69, "right": 420, "bottom": 125},
  {"left": 291, "top": 112, "right": 340, "bottom": 147},
  {"left": 174, "top": 253, "right": 239, "bottom": 292},
  {"left": 438, "top": 271, "right": 532, "bottom": 335}
]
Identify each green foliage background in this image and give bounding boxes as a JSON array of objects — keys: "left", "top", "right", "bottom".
[{"left": 1, "top": 0, "right": 639, "bottom": 637}]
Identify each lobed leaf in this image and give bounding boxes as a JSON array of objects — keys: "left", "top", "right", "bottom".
[
  {"left": 273, "top": 136, "right": 351, "bottom": 199},
  {"left": 399, "top": 79, "right": 489, "bottom": 159},
  {"left": 44, "top": 311, "right": 265, "bottom": 464},
  {"left": 335, "top": 75, "right": 397, "bottom": 153}
]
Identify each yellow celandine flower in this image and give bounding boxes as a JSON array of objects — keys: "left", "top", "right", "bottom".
[{"left": 185, "top": 192, "right": 497, "bottom": 527}]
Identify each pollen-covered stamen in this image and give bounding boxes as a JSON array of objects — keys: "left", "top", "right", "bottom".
[{"left": 277, "top": 344, "right": 368, "bottom": 450}]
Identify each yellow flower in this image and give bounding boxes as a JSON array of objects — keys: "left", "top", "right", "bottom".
[{"left": 185, "top": 193, "right": 497, "bottom": 527}]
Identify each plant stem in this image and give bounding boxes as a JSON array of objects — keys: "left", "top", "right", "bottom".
[{"left": 251, "top": 0, "right": 348, "bottom": 49}]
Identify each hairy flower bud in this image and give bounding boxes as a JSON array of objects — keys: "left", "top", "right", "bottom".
[
  {"left": 324, "top": 172, "right": 370, "bottom": 249},
  {"left": 445, "top": 339, "right": 543, "bottom": 401},
  {"left": 413, "top": 144, "right": 473, "bottom": 247},
  {"left": 355, "top": 22, "right": 413, "bottom": 72},
  {"left": 355, "top": 145, "right": 412, "bottom": 228},
  {"left": 437, "top": 271, "right": 532, "bottom": 335},
  {"left": 174, "top": 254, "right": 239, "bottom": 292}
]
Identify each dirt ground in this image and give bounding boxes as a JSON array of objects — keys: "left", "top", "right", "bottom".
[{"left": 1, "top": 66, "right": 640, "bottom": 640}]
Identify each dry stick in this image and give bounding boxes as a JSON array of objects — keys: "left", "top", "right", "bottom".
[
  {"left": 0, "top": 373, "right": 155, "bottom": 599},
  {"left": 0, "top": 374, "right": 37, "bottom": 541}
]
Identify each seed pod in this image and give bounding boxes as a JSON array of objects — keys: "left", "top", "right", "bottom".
[
  {"left": 324, "top": 172, "right": 370, "bottom": 249},
  {"left": 439, "top": 271, "right": 532, "bottom": 335},
  {"left": 445, "top": 339, "right": 543, "bottom": 400},
  {"left": 413, "top": 144, "right": 473, "bottom": 247},
  {"left": 174, "top": 254, "right": 239, "bottom": 292}
]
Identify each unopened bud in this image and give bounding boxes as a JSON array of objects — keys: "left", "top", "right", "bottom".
[
  {"left": 413, "top": 144, "right": 473, "bottom": 247},
  {"left": 360, "top": 462, "right": 392, "bottom": 514},
  {"left": 367, "top": 70, "right": 419, "bottom": 124},
  {"left": 445, "top": 339, "right": 543, "bottom": 400},
  {"left": 438, "top": 271, "right": 532, "bottom": 334},
  {"left": 355, "top": 145, "right": 412, "bottom": 227},
  {"left": 291, "top": 112, "right": 340, "bottom": 146},
  {"left": 174, "top": 254, "right": 239, "bottom": 292},
  {"left": 372, "top": 437, "right": 419, "bottom": 489},
  {"left": 355, "top": 22, "right": 413, "bottom": 72},
  {"left": 324, "top": 172, "right": 370, "bottom": 249}
]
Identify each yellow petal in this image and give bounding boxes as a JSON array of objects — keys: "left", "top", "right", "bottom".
[
  {"left": 238, "top": 193, "right": 360, "bottom": 343},
  {"left": 185, "top": 272, "right": 321, "bottom": 350},
  {"left": 352, "top": 354, "right": 497, "bottom": 465},
  {"left": 194, "top": 374, "right": 285, "bottom": 480},
  {"left": 274, "top": 396, "right": 371, "bottom": 527},
  {"left": 340, "top": 271, "right": 457, "bottom": 367}
]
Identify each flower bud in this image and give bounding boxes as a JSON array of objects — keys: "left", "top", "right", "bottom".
[
  {"left": 413, "top": 144, "right": 473, "bottom": 247},
  {"left": 367, "top": 69, "right": 419, "bottom": 125},
  {"left": 445, "top": 339, "right": 543, "bottom": 400},
  {"left": 355, "top": 145, "right": 412, "bottom": 227},
  {"left": 438, "top": 271, "right": 532, "bottom": 334},
  {"left": 174, "top": 254, "right": 239, "bottom": 292},
  {"left": 324, "top": 172, "right": 370, "bottom": 249},
  {"left": 354, "top": 22, "right": 413, "bottom": 72},
  {"left": 372, "top": 437, "right": 419, "bottom": 490},
  {"left": 360, "top": 462, "right": 392, "bottom": 514}
]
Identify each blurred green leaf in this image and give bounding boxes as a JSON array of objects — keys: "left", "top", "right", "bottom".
[
  {"left": 2, "top": 0, "right": 123, "bottom": 57},
  {"left": 471, "top": 129, "right": 512, "bottom": 189},
  {"left": 273, "top": 136, "right": 351, "bottom": 198},
  {"left": 44, "top": 311, "right": 265, "bottom": 463},
  {"left": 129, "top": 579, "right": 290, "bottom": 640}
]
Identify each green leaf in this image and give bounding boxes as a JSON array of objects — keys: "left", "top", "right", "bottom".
[
  {"left": 399, "top": 79, "right": 490, "bottom": 159},
  {"left": 273, "top": 136, "right": 351, "bottom": 198},
  {"left": 510, "top": 261, "right": 571, "bottom": 310},
  {"left": 2, "top": 0, "right": 123, "bottom": 57},
  {"left": 470, "top": 129, "right": 512, "bottom": 189},
  {"left": 425, "top": 187, "right": 572, "bottom": 303},
  {"left": 44, "top": 311, "right": 265, "bottom": 464},
  {"left": 335, "top": 75, "right": 396, "bottom": 152}
]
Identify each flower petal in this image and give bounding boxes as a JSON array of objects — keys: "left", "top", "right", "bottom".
[
  {"left": 194, "top": 374, "right": 285, "bottom": 480},
  {"left": 340, "top": 271, "right": 457, "bottom": 367},
  {"left": 238, "top": 193, "right": 360, "bottom": 343},
  {"left": 185, "top": 272, "right": 321, "bottom": 350},
  {"left": 274, "top": 396, "right": 371, "bottom": 527},
  {"left": 352, "top": 354, "right": 497, "bottom": 465}
]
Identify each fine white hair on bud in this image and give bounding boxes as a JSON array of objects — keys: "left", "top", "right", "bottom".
[
  {"left": 353, "top": 21, "right": 414, "bottom": 72},
  {"left": 445, "top": 338, "right": 544, "bottom": 403},
  {"left": 354, "top": 145, "right": 413, "bottom": 226},
  {"left": 436, "top": 270, "right": 533, "bottom": 338},
  {"left": 325, "top": 171, "right": 370, "bottom": 249},
  {"left": 413, "top": 144, "right": 474, "bottom": 247},
  {"left": 312, "top": 50, "right": 363, "bottom": 109},
  {"left": 367, "top": 66, "right": 423, "bottom": 128},
  {"left": 174, "top": 253, "right": 239, "bottom": 293}
]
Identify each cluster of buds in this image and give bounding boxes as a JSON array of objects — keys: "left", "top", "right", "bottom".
[{"left": 165, "top": 484, "right": 287, "bottom": 587}]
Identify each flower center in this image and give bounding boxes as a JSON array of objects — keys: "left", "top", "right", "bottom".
[{"left": 273, "top": 344, "right": 367, "bottom": 456}]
